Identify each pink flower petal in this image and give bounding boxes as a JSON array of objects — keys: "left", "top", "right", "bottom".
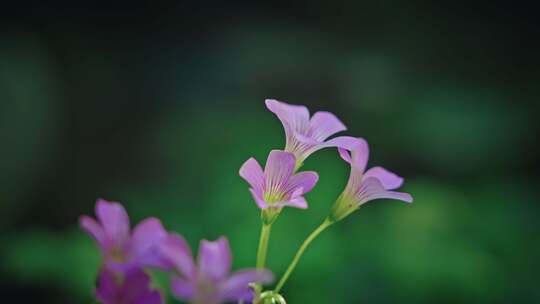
[
  {"left": 159, "top": 233, "right": 195, "bottom": 279},
  {"left": 273, "top": 185, "right": 310, "bottom": 209},
  {"left": 295, "top": 133, "right": 320, "bottom": 146},
  {"left": 358, "top": 177, "right": 413, "bottom": 205},
  {"left": 219, "top": 269, "right": 273, "bottom": 302},
  {"left": 327, "top": 136, "right": 363, "bottom": 153},
  {"left": 265, "top": 99, "right": 310, "bottom": 136},
  {"left": 337, "top": 137, "right": 369, "bottom": 173},
  {"left": 287, "top": 171, "right": 319, "bottom": 194},
  {"left": 198, "top": 237, "right": 232, "bottom": 281},
  {"left": 264, "top": 150, "right": 295, "bottom": 192},
  {"left": 291, "top": 135, "right": 357, "bottom": 164},
  {"left": 123, "top": 268, "right": 152, "bottom": 298},
  {"left": 95, "top": 268, "right": 118, "bottom": 302},
  {"left": 309, "top": 111, "right": 347, "bottom": 141},
  {"left": 95, "top": 199, "right": 130, "bottom": 247},
  {"left": 249, "top": 188, "right": 269, "bottom": 209},
  {"left": 130, "top": 217, "right": 169, "bottom": 269},
  {"left": 170, "top": 276, "right": 195, "bottom": 301},
  {"left": 338, "top": 147, "right": 351, "bottom": 163},
  {"left": 239, "top": 158, "right": 265, "bottom": 192},
  {"left": 79, "top": 215, "right": 106, "bottom": 250},
  {"left": 287, "top": 196, "right": 309, "bottom": 209},
  {"left": 364, "top": 166, "right": 404, "bottom": 190}
]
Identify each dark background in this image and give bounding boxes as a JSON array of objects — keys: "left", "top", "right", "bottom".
[{"left": 1, "top": 1, "right": 539, "bottom": 303}]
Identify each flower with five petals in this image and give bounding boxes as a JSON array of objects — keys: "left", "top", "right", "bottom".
[
  {"left": 159, "top": 235, "right": 273, "bottom": 304},
  {"left": 240, "top": 150, "right": 318, "bottom": 223},
  {"left": 266, "top": 99, "right": 357, "bottom": 169},
  {"left": 329, "top": 138, "right": 413, "bottom": 222},
  {"left": 79, "top": 199, "right": 171, "bottom": 273}
]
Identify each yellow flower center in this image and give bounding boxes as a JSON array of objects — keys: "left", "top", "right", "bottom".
[{"left": 263, "top": 191, "right": 285, "bottom": 204}]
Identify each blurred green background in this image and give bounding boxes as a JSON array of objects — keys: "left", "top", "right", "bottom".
[{"left": 1, "top": 1, "right": 539, "bottom": 303}]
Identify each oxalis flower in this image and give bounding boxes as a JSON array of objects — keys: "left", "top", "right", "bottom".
[
  {"left": 79, "top": 199, "right": 171, "bottom": 273},
  {"left": 95, "top": 267, "right": 162, "bottom": 304},
  {"left": 329, "top": 138, "right": 413, "bottom": 222},
  {"left": 266, "top": 99, "right": 357, "bottom": 169},
  {"left": 239, "top": 150, "right": 318, "bottom": 223},
  {"left": 159, "top": 235, "right": 273, "bottom": 304}
]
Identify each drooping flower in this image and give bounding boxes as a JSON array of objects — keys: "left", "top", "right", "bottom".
[
  {"left": 328, "top": 138, "right": 413, "bottom": 222},
  {"left": 159, "top": 235, "right": 273, "bottom": 304},
  {"left": 95, "top": 267, "right": 162, "bottom": 304},
  {"left": 79, "top": 199, "right": 171, "bottom": 273},
  {"left": 239, "top": 150, "right": 318, "bottom": 220},
  {"left": 265, "top": 99, "right": 357, "bottom": 169}
]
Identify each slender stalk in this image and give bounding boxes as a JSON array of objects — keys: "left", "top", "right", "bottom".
[
  {"left": 274, "top": 218, "right": 333, "bottom": 292},
  {"left": 256, "top": 223, "right": 272, "bottom": 269}
]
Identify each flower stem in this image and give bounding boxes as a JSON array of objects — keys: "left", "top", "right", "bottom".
[
  {"left": 274, "top": 218, "right": 333, "bottom": 293},
  {"left": 256, "top": 223, "right": 272, "bottom": 269}
]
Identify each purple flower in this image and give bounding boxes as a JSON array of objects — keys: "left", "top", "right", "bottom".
[
  {"left": 239, "top": 150, "right": 318, "bottom": 210},
  {"left": 95, "top": 267, "right": 162, "bottom": 304},
  {"left": 329, "top": 138, "right": 413, "bottom": 222},
  {"left": 159, "top": 235, "right": 273, "bottom": 304},
  {"left": 266, "top": 99, "right": 357, "bottom": 169},
  {"left": 79, "top": 199, "right": 170, "bottom": 273}
]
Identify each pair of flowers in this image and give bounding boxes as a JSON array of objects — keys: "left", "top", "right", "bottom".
[
  {"left": 80, "top": 199, "right": 272, "bottom": 304},
  {"left": 240, "top": 100, "right": 412, "bottom": 223}
]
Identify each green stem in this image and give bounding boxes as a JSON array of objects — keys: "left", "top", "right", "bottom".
[
  {"left": 274, "top": 218, "right": 333, "bottom": 292},
  {"left": 256, "top": 223, "right": 272, "bottom": 269}
]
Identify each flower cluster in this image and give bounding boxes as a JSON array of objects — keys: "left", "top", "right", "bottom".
[
  {"left": 80, "top": 99, "right": 412, "bottom": 304},
  {"left": 80, "top": 199, "right": 272, "bottom": 304},
  {"left": 238, "top": 100, "right": 412, "bottom": 298},
  {"left": 240, "top": 100, "right": 411, "bottom": 224}
]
